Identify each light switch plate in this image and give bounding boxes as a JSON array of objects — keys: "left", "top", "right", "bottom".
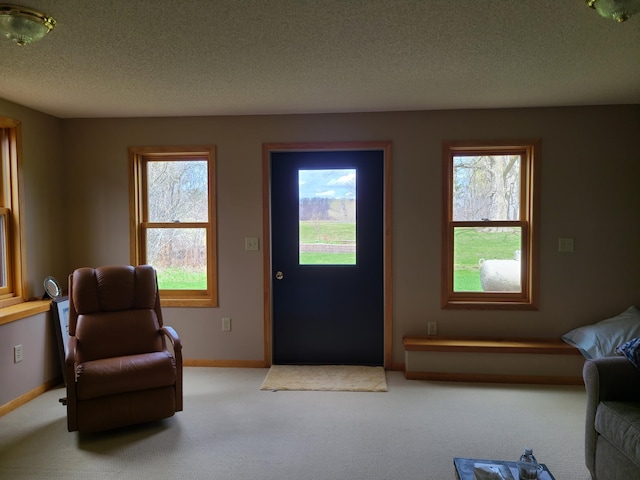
[
  {"left": 245, "top": 237, "right": 259, "bottom": 251},
  {"left": 558, "top": 237, "right": 574, "bottom": 253}
]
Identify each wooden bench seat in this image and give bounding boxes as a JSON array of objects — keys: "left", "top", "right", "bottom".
[{"left": 402, "top": 336, "right": 584, "bottom": 385}]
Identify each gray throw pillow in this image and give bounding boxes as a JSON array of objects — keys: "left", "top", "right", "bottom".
[{"left": 562, "top": 306, "right": 640, "bottom": 359}]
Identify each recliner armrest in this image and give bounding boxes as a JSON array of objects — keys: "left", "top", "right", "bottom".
[
  {"left": 160, "top": 325, "right": 183, "bottom": 412},
  {"left": 161, "top": 326, "right": 182, "bottom": 352},
  {"left": 65, "top": 336, "right": 78, "bottom": 373},
  {"left": 65, "top": 336, "right": 78, "bottom": 431}
]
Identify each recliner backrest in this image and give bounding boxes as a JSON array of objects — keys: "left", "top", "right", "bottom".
[{"left": 69, "top": 265, "right": 164, "bottom": 363}]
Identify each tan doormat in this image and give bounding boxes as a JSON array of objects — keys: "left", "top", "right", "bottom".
[{"left": 260, "top": 365, "right": 388, "bottom": 392}]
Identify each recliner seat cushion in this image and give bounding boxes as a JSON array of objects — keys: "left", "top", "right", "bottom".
[
  {"left": 76, "top": 351, "right": 176, "bottom": 400},
  {"left": 595, "top": 401, "right": 640, "bottom": 467}
]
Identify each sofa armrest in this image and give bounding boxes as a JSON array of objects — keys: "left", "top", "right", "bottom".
[
  {"left": 583, "top": 357, "right": 640, "bottom": 475},
  {"left": 584, "top": 356, "right": 640, "bottom": 402}
]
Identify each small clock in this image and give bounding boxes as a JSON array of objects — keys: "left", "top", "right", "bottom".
[{"left": 43, "top": 276, "right": 62, "bottom": 299}]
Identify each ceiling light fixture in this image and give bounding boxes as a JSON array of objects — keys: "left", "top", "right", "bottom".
[
  {"left": 587, "top": 0, "right": 640, "bottom": 22},
  {"left": 0, "top": 4, "right": 55, "bottom": 46}
]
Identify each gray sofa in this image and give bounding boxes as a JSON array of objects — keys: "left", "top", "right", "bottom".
[{"left": 583, "top": 357, "right": 640, "bottom": 480}]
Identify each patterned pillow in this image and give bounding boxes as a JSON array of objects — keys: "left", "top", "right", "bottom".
[{"left": 617, "top": 337, "right": 640, "bottom": 369}]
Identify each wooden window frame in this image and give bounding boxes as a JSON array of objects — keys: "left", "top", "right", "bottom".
[
  {"left": 129, "top": 146, "right": 218, "bottom": 307},
  {"left": 441, "top": 140, "right": 540, "bottom": 310},
  {"left": 0, "top": 117, "right": 26, "bottom": 308}
]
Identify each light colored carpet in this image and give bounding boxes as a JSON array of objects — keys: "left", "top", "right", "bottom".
[
  {"left": 260, "top": 365, "right": 388, "bottom": 392},
  {"left": 0, "top": 367, "right": 591, "bottom": 480}
]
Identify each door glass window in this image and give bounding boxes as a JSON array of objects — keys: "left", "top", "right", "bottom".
[{"left": 298, "top": 169, "right": 356, "bottom": 265}]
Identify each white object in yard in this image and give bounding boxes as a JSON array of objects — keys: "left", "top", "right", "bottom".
[{"left": 479, "top": 250, "right": 521, "bottom": 292}]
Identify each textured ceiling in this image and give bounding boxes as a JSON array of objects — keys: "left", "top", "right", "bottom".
[{"left": 1, "top": 0, "right": 639, "bottom": 118}]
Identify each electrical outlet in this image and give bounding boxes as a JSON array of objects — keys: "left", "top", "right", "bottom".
[
  {"left": 14, "top": 344, "right": 23, "bottom": 363},
  {"left": 427, "top": 322, "right": 438, "bottom": 336},
  {"left": 222, "top": 317, "right": 232, "bottom": 332}
]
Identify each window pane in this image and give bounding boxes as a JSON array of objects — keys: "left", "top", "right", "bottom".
[
  {"left": 298, "top": 169, "right": 356, "bottom": 265},
  {"left": 0, "top": 214, "right": 6, "bottom": 288},
  {"left": 147, "top": 160, "right": 208, "bottom": 222},
  {"left": 0, "top": 134, "right": 6, "bottom": 288},
  {"left": 453, "top": 226, "right": 521, "bottom": 292},
  {"left": 146, "top": 228, "right": 206, "bottom": 289},
  {"left": 1, "top": 129, "right": 8, "bottom": 206},
  {"left": 453, "top": 155, "right": 520, "bottom": 221}
]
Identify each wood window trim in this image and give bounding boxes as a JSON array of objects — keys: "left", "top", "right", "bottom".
[
  {"left": 0, "top": 300, "right": 51, "bottom": 326},
  {"left": 128, "top": 145, "right": 218, "bottom": 308},
  {"left": 0, "top": 116, "right": 26, "bottom": 309},
  {"left": 441, "top": 139, "right": 540, "bottom": 310}
]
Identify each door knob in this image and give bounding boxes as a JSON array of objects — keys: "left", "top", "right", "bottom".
[{"left": 275, "top": 271, "right": 284, "bottom": 280}]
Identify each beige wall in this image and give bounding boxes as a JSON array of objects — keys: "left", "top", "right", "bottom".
[
  {"left": 1, "top": 100, "right": 640, "bottom": 405},
  {"left": 0, "top": 98, "right": 65, "bottom": 405},
  {"left": 62, "top": 106, "right": 640, "bottom": 367}
]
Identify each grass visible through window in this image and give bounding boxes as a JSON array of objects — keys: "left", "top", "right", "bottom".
[
  {"left": 299, "top": 221, "right": 356, "bottom": 265},
  {"left": 157, "top": 268, "right": 207, "bottom": 290},
  {"left": 300, "top": 252, "right": 356, "bottom": 265},
  {"left": 299, "top": 221, "right": 355, "bottom": 244},
  {"left": 454, "top": 227, "right": 521, "bottom": 291}
]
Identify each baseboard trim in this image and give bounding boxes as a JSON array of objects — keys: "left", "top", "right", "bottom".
[
  {"left": 0, "top": 377, "right": 61, "bottom": 417},
  {"left": 388, "top": 362, "right": 404, "bottom": 372},
  {"left": 184, "top": 359, "right": 267, "bottom": 368},
  {"left": 185, "top": 360, "right": 404, "bottom": 370}
]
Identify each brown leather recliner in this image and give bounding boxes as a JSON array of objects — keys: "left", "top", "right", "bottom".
[{"left": 65, "top": 265, "right": 182, "bottom": 433}]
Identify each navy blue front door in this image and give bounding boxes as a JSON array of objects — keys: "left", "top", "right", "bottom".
[{"left": 270, "top": 149, "right": 384, "bottom": 365}]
